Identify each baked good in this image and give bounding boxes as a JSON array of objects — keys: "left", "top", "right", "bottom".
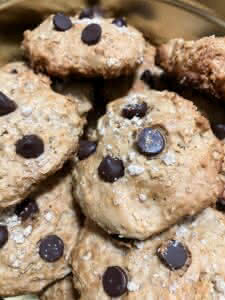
[
  {"left": 23, "top": 13, "right": 145, "bottom": 78},
  {"left": 72, "top": 90, "right": 224, "bottom": 240}
]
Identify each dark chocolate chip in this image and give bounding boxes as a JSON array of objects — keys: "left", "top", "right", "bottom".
[
  {"left": 53, "top": 13, "right": 72, "bottom": 31},
  {"left": 211, "top": 124, "right": 225, "bottom": 140},
  {"left": 0, "top": 225, "right": 8, "bottom": 248},
  {"left": 140, "top": 70, "right": 154, "bottom": 86},
  {"left": 78, "top": 140, "right": 97, "bottom": 160},
  {"left": 157, "top": 240, "right": 188, "bottom": 270},
  {"left": 216, "top": 197, "right": 225, "bottom": 212},
  {"left": 16, "top": 135, "right": 44, "bottom": 159},
  {"left": 122, "top": 102, "right": 147, "bottom": 119},
  {"left": 39, "top": 235, "right": 64, "bottom": 262},
  {"left": 98, "top": 156, "right": 124, "bottom": 183},
  {"left": 79, "top": 6, "right": 103, "bottom": 19},
  {"left": 112, "top": 17, "right": 127, "bottom": 27},
  {"left": 81, "top": 24, "right": 102, "bottom": 46},
  {"left": 0, "top": 91, "right": 17, "bottom": 116},
  {"left": 103, "top": 266, "right": 128, "bottom": 297},
  {"left": 15, "top": 198, "right": 39, "bottom": 221},
  {"left": 137, "top": 127, "right": 165, "bottom": 157}
]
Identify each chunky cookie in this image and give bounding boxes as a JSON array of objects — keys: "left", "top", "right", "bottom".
[
  {"left": 0, "top": 169, "right": 80, "bottom": 297},
  {"left": 40, "top": 275, "right": 79, "bottom": 300},
  {"left": 72, "top": 208, "right": 225, "bottom": 299},
  {"left": 157, "top": 36, "right": 225, "bottom": 101},
  {"left": 23, "top": 13, "right": 145, "bottom": 78},
  {"left": 72, "top": 90, "right": 224, "bottom": 240},
  {"left": 0, "top": 62, "right": 90, "bottom": 209}
]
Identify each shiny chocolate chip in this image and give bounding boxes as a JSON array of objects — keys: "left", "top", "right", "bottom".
[
  {"left": 112, "top": 17, "right": 127, "bottom": 27},
  {"left": 15, "top": 198, "right": 39, "bottom": 221},
  {"left": 39, "top": 235, "right": 64, "bottom": 262},
  {"left": 122, "top": 102, "right": 147, "bottom": 119},
  {"left": 0, "top": 91, "right": 17, "bottom": 116},
  {"left": 78, "top": 140, "right": 97, "bottom": 160},
  {"left": 81, "top": 24, "right": 102, "bottom": 46},
  {"left": 0, "top": 225, "right": 8, "bottom": 248},
  {"left": 98, "top": 156, "right": 124, "bottom": 183},
  {"left": 16, "top": 135, "right": 44, "bottom": 159},
  {"left": 211, "top": 124, "right": 225, "bottom": 140},
  {"left": 53, "top": 13, "right": 72, "bottom": 31},
  {"left": 103, "top": 266, "right": 128, "bottom": 297}
]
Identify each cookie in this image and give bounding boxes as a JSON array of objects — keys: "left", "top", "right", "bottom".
[
  {"left": 94, "top": 44, "right": 167, "bottom": 103},
  {"left": 72, "top": 208, "right": 225, "bottom": 299},
  {"left": 0, "top": 62, "right": 90, "bottom": 209},
  {"left": 157, "top": 36, "right": 225, "bottom": 101},
  {"left": 0, "top": 169, "right": 80, "bottom": 297},
  {"left": 40, "top": 275, "right": 79, "bottom": 300},
  {"left": 23, "top": 13, "right": 145, "bottom": 78},
  {"left": 72, "top": 90, "right": 224, "bottom": 240}
]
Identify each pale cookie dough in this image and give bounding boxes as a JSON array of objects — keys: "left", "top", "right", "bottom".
[
  {"left": 23, "top": 13, "right": 145, "bottom": 78},
  {"left": 40, "top": 275, "right": 79, "bottom": 300},
  {"left": 157, "top": 36, "right": 225, "bottom": 101},
  {"left": 72, "top": 208, "right": 225, "bottom": 300},
  {"left": 0, "top": 169, "right": 80, "bottom": 297},
  {"left": 0, "top": 62, "right": 91, "bottom": 209},
  {"left": 72, "top": 90, "right": 224, "bottom": 240}
]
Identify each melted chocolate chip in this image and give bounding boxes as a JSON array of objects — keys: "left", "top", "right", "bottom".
[
  {"left": 81, "top": 24, "right": 102, "bottom": 46},
  {"left": 39, "top": 235, "right": 64, "bottom": 262},
  {"left": 79, "top": 6, "right": 103, "bottom": 19},
  {"left": 0, "top": 91, "right": 17, "bottom": 116},
  {"left": 137, "top": 127, "right": 165, "bottom": 157},
  {"left": 157, "top": 240, "right": 189, "bottom": 270},
  {"left": 122, "top": 102, "right": 147, "bottom": 119},
  {"left": 211, "top": 124, "right": 225, "bottom": 140},
  {"left": 78, "top": 140, "right": 97, "bottom": 160},
  {"left": 16, "top": 135, "right": 44, "bottom": 159},
  {"left": 98, "top": 156, "right": 124, "bottom": 183},
  {"left": 15, "top": 198, "right": 39, "bottom": 221},
  {"left": 216, "top": 197, "right": 225, "bottom": 212},
  {"left": 53, "top": 13, "right": 72, "bottom": 31},
  {"left": 112, "top": 17, "right": 127, "bottom": 27},
  {"left": 103, "top": 266, "right": 128, "bottom": 297},
  {"left": 0, "top": 225, "right": 8, "bottom": 248}
]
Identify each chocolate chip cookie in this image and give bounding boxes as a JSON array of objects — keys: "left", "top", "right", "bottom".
[
  {"left": 23, "top": 13, "right": 145, "bottom": 78},
  {"left": 72, "top": 90, "right": 224, "bottom": 240},
  {"left": 0, "top": 169, "right": 80, "bottom": 296},
  {"left": 0, "top": 62, "right": 90, "bottom": 209},
  {"left": 40, "top": 275, "right": 79, "bottom": 300},
  {"left": 157, "top": 36, "right": 225, "bottom": 101},
  {"left": 72, "top": 208, "right": 225, "bottom": 299}
]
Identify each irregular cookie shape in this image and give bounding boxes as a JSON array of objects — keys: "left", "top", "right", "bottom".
[
  {"left": 40, "top": 275, "right": 79, "bottom": 300},
  {"left": 157, "top": 36, "right": 225, "bottom": 101},
  {"left": 0, "top": 62, "right": 90, "bottom": 209},
  {"left": 72, "top": 208, "right": 225, "bottom": 300},
  {"left": 23, "top": 14, "right": 145, "bottom": 78},
  {"left": 0, "top": 169, "right": 80, "bottom": 297},
  {"left": 72, "top": 90, "right": 224, "bottom": 239}
]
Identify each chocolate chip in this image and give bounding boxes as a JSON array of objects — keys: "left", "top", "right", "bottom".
[
  {"left": 112, "top": 17, "right": 127, "bottom": 27},
  {"left": 157, "top": 240, "right": 189, "bottom": 270},
  {"left": 103, "top": 266, "right": 128, "bottom": 297},
  {"left": 211, "top": 124, "right": 225, "bottom": 140},
  {"left": 78, "top": 140, "right": 97, "bottom": 160},
  {"left": 216, "top": 197, "right": 225, "bottom": 212},
  {"left": 15, "top": 198, "right": 39, "bottom": 221},
  {"left": 0, "top": 225, "right": 8, "bottom": 248},
  {"left": 140, "top": 70, "right": 154, "bottom": 86},
  {"left": 137, "top": 127, "right": 165, "bottom": 157},
  {"left": 39, "top": 235, "right": 64, "bottom": 262},
  {"left": 53, "top": 13, "right": 72, "bottom": 31},
  {"left": 81, "top": 24, "right": 102, "bottom": 46},
  {"left": 122, "top": 102, "right": 147, "bottom": 119},
  {"left": 98, "top": 156, "right": 124, "bottom": 182},
  {"left": 0, "top": 91, "right": 17, "bottom": 116},
  {"left": 16, "top": 135, "right": 44, "bottom": 159},
  {"left": 79, "top": 6, "right": 103, "bottom": 19}
]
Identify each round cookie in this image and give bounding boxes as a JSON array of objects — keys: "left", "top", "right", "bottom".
[
  {"left": 40, "top": 275, "right": 79, "bottom": 300},
  {"left": 23, "top": 13, "right": 145, "bottom": 78},
  {"left": 0, "top": 169, "right": 80, "bottom": 296},
  {"left": 0, "top": 62, "right": 91, "bottom": 209},
  {"left": 72, "top": 208, "right": 225, "bottom": 299},
  {"left": 72, "top": 90, "right": 224, "bottom": 240}
]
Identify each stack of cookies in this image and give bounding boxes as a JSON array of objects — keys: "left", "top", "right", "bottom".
[{"left": 1, "top": 6, "right": 225, "bottom": 300}]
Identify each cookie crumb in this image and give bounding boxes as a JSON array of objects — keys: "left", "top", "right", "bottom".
[
  {"left": 127, "top": 281, "right": 140, "bottom": 292},
  {"left": 127, "top": 165, "right": 144, "bottom": 176}
]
